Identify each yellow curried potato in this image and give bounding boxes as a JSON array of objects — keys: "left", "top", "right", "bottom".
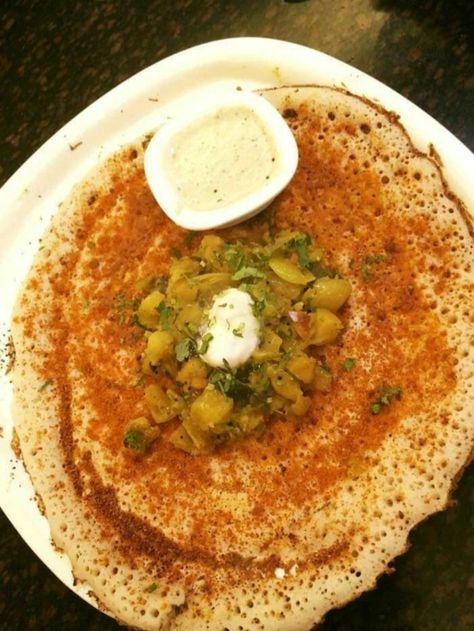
[
  {"left": 145, "top": 384, "right": 184, "bottom": 423},
  {"left": 145, "top": 330, "right": 174, "bottom": 364},
  {"left": 190, "top": 389, "right": 234, "bottom": 430},
  {"left": 174, "top": 303, "right": 202, "bottom": 336},
  {"left": 169, "top": 425, "right": 196, "bottom": 454},
  {"left": 177, "top": 357, "right": 209, "bottom": 391},
  {"left": 287, "top": 354, "right": 317, "bottom": 384},
  {"left": 289, "top": 393, "right": 311, "bottom": 416},
  {"left": 313, "top": 365, "right": 332, "bottom": 392},
  {"left": 169, "top": 257, "right": 201, "bottom": 280},
  {"left": 252, "top": 329, "right": 282, "bottom": 362},
  {"left": 269, "top": 257, "right": 315, "bottom": 285},
  {"left": 268, "top": 367, "right": 302, "bottom": 401},
  {"left": 197, "top": 234, "right": 225, "bottom": 266},
  {"left": 137, "top": 290, "right": 165, "bottom": 329},
  {"left": 167, "top": 277, "right": 198, "bottom": 305},
  {"left": 307, "top": 308, "right": 343, "bottom": 346},
  {"left": 303, "top": 277, "right": 352, "bottom": 311},
  {"left": 123, "top": 416, "right": 160, "bottom": 453},
  {"left": 193, "top": 272, "right": 232, "bottom": 300},
  {"left": 235, "top": 407, "right": 264, "bottom": 433}
]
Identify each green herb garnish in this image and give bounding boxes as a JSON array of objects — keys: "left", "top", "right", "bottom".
[
  {"left": 343, "top": 357, "right": 356, "bottom": 372},
  {"left": 232, "top": 266, "right": 265, "bottom": 281},
  {"left": 198, "top": 333, "right": 214, "bottom": 355},
  {"left": 184, "top": 231, "right": 198, "bottom": 247},
  {"left": 361, "top": 254, "right": 386, "bottom": 281},
  {"left": 113, "top": 291, "right": 140, "bottom": 325},
  {"left": 288, "top": 233, "right": 312, "bottom": 268},
  {"left": 146, "top": 582, "right": 158, "bottom": 593},
  {"left": 123, "top": 429, "right": 145, "bottom": 452},
  {"left": 170, "top": 246, "right": 182, "bottom": 258},
  {"left": 232, "top": 323, "right": 245, "bottom": 337},
  {"left": 224, "top": 244, "right": 246, "bottom": 271},
  {"left": 370, "top": 384, "right": 402, "bottom": 414},
  {"left": 156, "top": 301, "right": 174, "bottom": 331},
  {"left": 175, "top": 338, "right": 195, "bottom": 362},
  {"left": 252, "top": 297, "right": 266, "bottom": 317},
  {"left": 38, "top": 378, "right": 53, "bottom": 392}
]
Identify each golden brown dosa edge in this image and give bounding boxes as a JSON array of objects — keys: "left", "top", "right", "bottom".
[{"left": 10, "top": 85, "right": 474, "bottom": 630}]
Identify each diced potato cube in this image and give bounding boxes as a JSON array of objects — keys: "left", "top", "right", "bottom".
[
  {"left": 269, "top": 257, "right": 315, "bottom": 285},
  {"left": 235, "top": 408, "right": 263, "bottom": 433},
  {"left": 268, "top": 367, "right": 302, "bottom": 401},
  {"left": 313, "top": 365, "right": 332, "bottom": 392},
  {"left": 190, "top": 389, "right": 233, "bottom": 430},
  {"left": 137, "top": 290, "right": 165, "bottom": 329},
  {"left": 169, "top": 425, "right": 196, "bottom": 454},
  {"left": 287, "top": 354, "right": 316, "bottom": 384},
  {"left": 167, "top": 277, "right": 198, "bottom": 305},
  {"left": 182, "top": 415, "right": 213, "bottom": 451},
  {"left": 252, "top": 329, "right": 282, "bottom": 362},
  {"left": 123, "top": 416, "right": 160, "bottom": 453},
  {"left": 177, "top": 358, "right": 208, "bottom": 390},
  {"left": 175, "top": 303, "right": 202, "bottom": 336},
  {"left": 169, "top": 257, "right": 201, "bottom": 279},
  {"left": 304, "top": 277, "right": 351, "bottom": 312},
  {"left": 289, "top": 394, "right": 311, "bottom": 416},
  {"left": 145, "top": 384, "right": 183, "bottom": 423},
  {"left": 145, "top": 330, "right": 174, "bottom": 364},
  {"left": 197, "top": 234, "right": 225, "bottom": 265},
  {"left": 307, "top": 309, "right": 343, "bottom": 346},
  {"left": 268, "top": 395, "right": 287, "bottom": 412}
]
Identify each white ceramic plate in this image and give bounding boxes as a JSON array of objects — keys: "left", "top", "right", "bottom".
[{"left": 1, "top": 37, "right": 473, "bottom": 612}]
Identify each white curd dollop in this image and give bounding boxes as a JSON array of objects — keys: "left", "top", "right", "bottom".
[{"left": 199, "top": 288, "right": 260, "bottom": 369}]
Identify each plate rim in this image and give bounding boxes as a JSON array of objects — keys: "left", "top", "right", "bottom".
[{"left": 0, "top": 35, "right": 473, "bottom": 615}]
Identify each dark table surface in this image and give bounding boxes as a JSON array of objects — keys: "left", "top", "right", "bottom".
[{"left": 1, "top": 1, "right": 473, "bottom": 630}]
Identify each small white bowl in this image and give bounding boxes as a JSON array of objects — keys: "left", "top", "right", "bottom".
[{"left": 144, "top": 90, "right": 298, "bottom": 230}]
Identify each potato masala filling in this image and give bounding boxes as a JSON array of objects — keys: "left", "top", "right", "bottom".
[{"left": 124, "top": 226, "right": 352, "bottom": 454}]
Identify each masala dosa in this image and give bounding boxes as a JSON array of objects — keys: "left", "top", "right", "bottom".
[{"left": 11, "top": 86, "right": 474, "bottom": 629}]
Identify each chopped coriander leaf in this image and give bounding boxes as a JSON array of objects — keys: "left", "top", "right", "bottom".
[
  {"left": 288, "top": 233, "right": 312, "bottom": 268},
  {"left": 343, "top": 357, "right": 356, "bottom": 372},
  {"left": 175, "top": 338, "right": 195, "bottom": 362},
  {"left": 146, "top": 582, "right": 158, "bottom": 593},
  {"left": 252, "top": 297, "right": 266, "bottom": 317},
  {"left": 218, "top": 303, "right": 228, "bottom": 308},
  {"left": 131, "top": 313, "right": 147, "bottom": 329},
  {"left": 170, "top": 246, "right": 182, "bottom": 258},
  {"left": 232, "top": 266, "right": 265, "bottom": 281},
  {"left": 320, "top": 360, "right": 331, "bottom": 374},
  {"left": 114, "top": 291, "right": 140, "bottom": 325},
  {"left": 198, "top": 333, "right": 213, "bottom": 355},
  {"left": 370, "top": 384, "right": 402, "bottom": 415},
  {"left": 232, "top": 323, "right": 245, "bottom": 337},
  {"left": 223, "top": 244, "right": 246, "bottom": 271},
  {"left": 38, "top": 378, "right": 53, "bottom": 392},
  {"left": 309, "top": 260, "right": 340, "bottom": 279},
  {"left": 123, "top": 429, "right": 143, "bottom": 451},
  {"left": 156, "top": 301, "right": 174, "bottom": 331},
  {"left": 184, "top": 231, "right": 198, "bottom": 247},
  {"left": 361, "top": 253, "right": 386, "bottom": 281}
]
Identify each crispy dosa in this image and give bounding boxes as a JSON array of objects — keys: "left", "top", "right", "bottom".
[{"left": 11, "top": 86, "right": 474, "bottom": 629}]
